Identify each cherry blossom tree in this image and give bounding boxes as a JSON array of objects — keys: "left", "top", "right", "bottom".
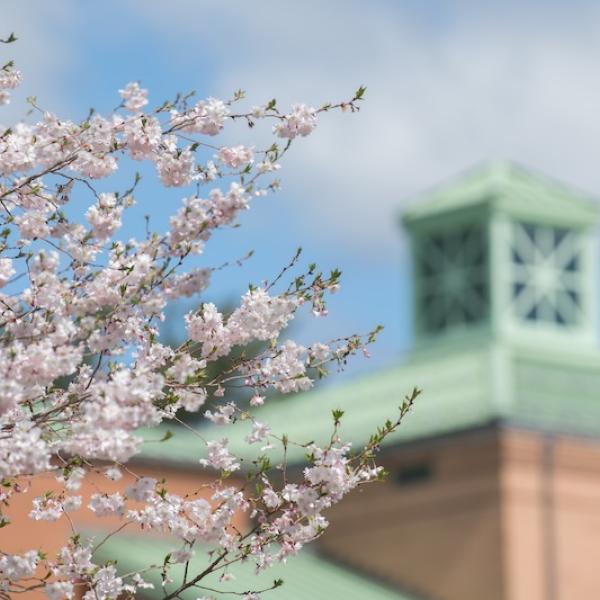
[{"left": 0, "top": 33, "right": 417, "bottom": 600}]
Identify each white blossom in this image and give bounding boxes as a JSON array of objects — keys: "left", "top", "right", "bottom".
[
  {"left": 200, "top": 439, "right": 240, "bottom": 472},
  {"left": 0, "top": 550, "right": 39, "bottom": 582},
  {"left": 126, "top": 477, "right": 156, "bottom": 501},
  {"left": 45, "top": 581, "right": 74, "bottom": 600},
  {"left": 245, "top": 421, "right": 271, "bottom": 444},
  {"left": 88, "top": 493, "right": 126, "bottom": 517}
]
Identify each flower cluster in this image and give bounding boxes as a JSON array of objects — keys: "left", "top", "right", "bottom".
[
  {"left": 0, "top": 39, "right": 404, "bottom": 600},
  {"left": 0, "top": 55, "right": 20, "bottom": 105},
  {"left": 185, "top": 289, "right": 298, "bottom": 359}
]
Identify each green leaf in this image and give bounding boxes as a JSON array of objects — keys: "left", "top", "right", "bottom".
[
  {"left": 1, "top": 33, "right": 17, "bottom": 44},
  {"left": 160, "top": 430, "right": 174, "bottom": 442},
  {"left": 332, "top": 409, "right": 345, "bottom": 424},
  {"left": 354, "top": 85, "right": 367, "bottom": 100}
]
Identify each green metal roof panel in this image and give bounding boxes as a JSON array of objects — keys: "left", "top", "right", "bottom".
[
  {"left": 511, "top": 350, "right": 600, "bottom": 435},
  {"left": 402, "top": 161, "right": 599, "bottom": 227},
  {"left": 139, "top": 340, "right": 600, "bottom": 468},
  {"left": 140, "top": 346, "right": 498, "bottom": 466},
  {"left": 93, "top": 534, "right": 415, "bottom": 600}
]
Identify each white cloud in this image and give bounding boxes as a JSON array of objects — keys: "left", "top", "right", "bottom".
[
  {"left": 132, "top": 0, "right": 600, "bottom": 256},
  {"left": 0, "top": 0, "right": 81, "bottom": 120},
  {"left": 6, "top": 0, "right": 600, "bottom": 258}
]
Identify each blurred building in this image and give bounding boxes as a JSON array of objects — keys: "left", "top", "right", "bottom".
[
  {"left": 302, "top": 160, "right": 600, "bottom": 600},
  {"left": 118, "top": 162, "right": 600, "bottom": 599},
  {"left": 10, "top": 162, "right": 600, "bottom": 600}
]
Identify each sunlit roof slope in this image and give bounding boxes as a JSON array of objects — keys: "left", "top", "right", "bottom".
[{"left": 140, "top": 339, "right": 600, "bottom": 467}]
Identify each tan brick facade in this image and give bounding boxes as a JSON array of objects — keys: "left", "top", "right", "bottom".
[{"left": 318, "top": 426, "right": 600, "bottom": 600}]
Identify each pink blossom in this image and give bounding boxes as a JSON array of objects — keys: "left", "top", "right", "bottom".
[
  {"left": 170, "top": 97, "right": 229, "bottom": 135},
  {"left": 0, "top": 69, "right": 21, "bottom": 90},
  {"left": 0, "top": 258, "right": 15, "bottom": 287},
  {"left": 0, "top": 63, "right": 388, "bottom": 599},
  {"left": 274, "top": 104, "right": 317, "bottom": 139},
  {"left": 119, "top": 82, "right": 149, "bottom": 112},
  {"left": 217, "top": 145, "right": 254, "bottom": 168}
]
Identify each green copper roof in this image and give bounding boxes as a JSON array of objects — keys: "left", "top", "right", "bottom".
[
  {"left": 93, "top": 534, "right": 415, "bottom": 600},
  {"left": 402, "top": 161, "right": 599, "bottom": 228},
  {"left": 140, "top": 338, "right": 600, "bottom": 467}
]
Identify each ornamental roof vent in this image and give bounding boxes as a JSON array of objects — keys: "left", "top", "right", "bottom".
[{"left": 402, "top": 161, "right": 600, "bottom": 350}]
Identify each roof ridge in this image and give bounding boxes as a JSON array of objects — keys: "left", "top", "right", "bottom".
[{"left": 402, "top": 160, "right": 599, "bottom": 224}]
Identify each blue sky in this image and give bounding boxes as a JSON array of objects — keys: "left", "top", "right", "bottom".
[{"left": 4, "top": 0, "right": 600, "bottom": 381}]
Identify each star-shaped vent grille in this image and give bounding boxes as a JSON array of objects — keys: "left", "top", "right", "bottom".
[
  {"left": 511, "top": 222, "right": 581, "bottom": 326},
  {"left": 417, "top": 226, "right": 488, "bottom": 333}
]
